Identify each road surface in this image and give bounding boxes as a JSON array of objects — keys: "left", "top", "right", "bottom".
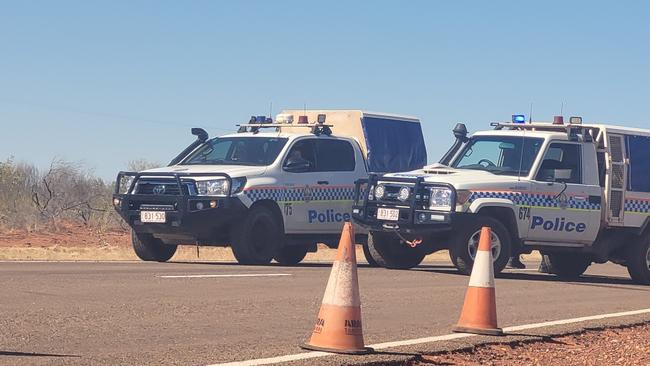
[{"left": 1, "top": 260, "right": 648, "bottom": 365}]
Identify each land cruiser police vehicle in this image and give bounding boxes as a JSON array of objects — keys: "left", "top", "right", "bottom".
[
  {"left": 113, "top": 110, "right": 426, "bottom": 265},
  {"left": 353, "top": 115, "right": 650, "bottom": 285}
]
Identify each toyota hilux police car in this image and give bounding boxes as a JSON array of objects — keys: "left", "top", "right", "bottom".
[
  {"left": 113, "top": 110, "right": 426, "bottom": 265},
  {"left": 353, "top": 115, "right": 650, "bottom": 285}
]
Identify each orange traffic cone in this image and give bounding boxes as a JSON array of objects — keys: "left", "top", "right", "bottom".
[
  {"left": 301, "top": 222, "right": 373, "bottom": 354},
  {"left": 452, "top": 226, "right": 503, "bottom": 336}
]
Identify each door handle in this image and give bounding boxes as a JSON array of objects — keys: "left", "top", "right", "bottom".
[{"left": 317, "top": 181, "right": 329, "bottom": 185}]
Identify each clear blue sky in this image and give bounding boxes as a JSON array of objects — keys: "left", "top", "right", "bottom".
[{"left": 1, "top": 1, "right": 648, "bottom": 180}]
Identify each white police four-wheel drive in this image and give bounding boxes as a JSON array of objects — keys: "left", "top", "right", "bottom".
[
  {"left": 353, "top": 116, "right": 650, "bottom": 285},
  {"left": 112, "top": 110, "right": 426, "bottom": 265}
]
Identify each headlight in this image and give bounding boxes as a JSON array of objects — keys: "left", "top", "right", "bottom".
[
  {"left": 374, "top": 185, "right": 386, "bottom": 200},
  {"left": 398, "top": 186, "right": 410, "bottom": 202},
  {"left": 196, "top": 179, "right": 230, "bottom": 196},
  {"left": 118, "top": 175, "right": 135, "bottom": 194},
  {"left": 428, "top": 187, "right": 453, "bottom": 211}
]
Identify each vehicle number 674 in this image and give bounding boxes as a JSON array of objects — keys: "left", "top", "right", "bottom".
[{"left": 518, "top": 207, "right": 531, "bottom": 220}]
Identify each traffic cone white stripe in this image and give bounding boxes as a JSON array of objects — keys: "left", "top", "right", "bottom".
[
  {"left": 322, "top": 262, "right": 361, "bottom": 307},
  {"left": 468, "top": 250, "right": 495, "bottom": 288}
]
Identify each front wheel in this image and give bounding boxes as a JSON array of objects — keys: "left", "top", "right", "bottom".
[
  {"left": 131, "top": 231, "right": 177, "bottom": 262},
  {"left": 230, "top": 206, "right": 282, "bottom": 265},
  {"left": 362, "top": 241, "right": 379, "bottom": 267},
  {"left": 541, "top": 252, "right": 591, "bottom": 280},
  {"left": 626, "top": 237, "right": 650, "bottom": 285},
  {"left": 366, "top": 231, "right": 425, "bottom": 269},
  {"left": 274, "top": 245, "right": 309, "bottom": 266},
  {"left": 449, "top": 216, "right": 512, "bottom": 275}
]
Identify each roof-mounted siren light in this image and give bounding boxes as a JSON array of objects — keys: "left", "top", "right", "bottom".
[
  {"left": 553, "top": 116, "right": 564, "bottom": 125},
  {"left": 275, "top": 113, "right": 294, "bottom": 124},
  {"left": 298, "top": 115, "right": 309, "bottom": 124},
  {"left": 512, "top": 114, "right": 526, "bottom": 124},
  {"left": 317, "top": 114, "right": 326, "bottom": 124},
  {"left": 569, "top": 116, "right": 582, "bottom": 125}
]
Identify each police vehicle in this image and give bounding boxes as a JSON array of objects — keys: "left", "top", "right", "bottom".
[
  {"left": 353, "top": 115, "right": 650, "bottom": 285},
  {"left": 112, "top": 110, "right": 426, "bottom": 265}
]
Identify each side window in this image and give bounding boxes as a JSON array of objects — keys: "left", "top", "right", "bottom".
[
  {"left": 283, "top": 139, "right": 317, "bottom": 172},
  {"left": 315, "top": 140, "right": 356, "bottom": 172},
  {"left": 536, "top": 143, "right": 582, "bottom": 184},
  {"left": 626, "top": 135, "right": 650, "bottom": 192}
]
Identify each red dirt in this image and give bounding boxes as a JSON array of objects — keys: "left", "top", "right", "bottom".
[
  {"left": 413, "top": 322, "right": 650, "bottom": 366},
  {"left": 0, "top": 223, "right": 130, "bottom": 248}
]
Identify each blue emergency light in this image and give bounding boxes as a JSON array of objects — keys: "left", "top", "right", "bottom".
[
  {"left": 255, "top": 116, "right": 266, "bottom": 123},
  {"left": 512, "top": 115, "right": 526, "bottom": 124}
]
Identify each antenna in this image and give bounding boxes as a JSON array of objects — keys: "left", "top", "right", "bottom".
[
  {"left": 560, "top": 101, "right": 565, "bottom": 116},
  {"left": 517, "top": 117, "right": 527, "bottom": 182},
  {"left": 269, "top": 102, "right": 273, "bottom": 118},
  {"left": 529, "top": 102, "right": 533, "bottom": 123}
]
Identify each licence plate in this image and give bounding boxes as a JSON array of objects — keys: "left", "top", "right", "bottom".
[
  {"left": 377, "top": 208, "right": 399, "bottom": 221},
  {"left": 140, "top": 211, "right": 166, "bottom": 223}
]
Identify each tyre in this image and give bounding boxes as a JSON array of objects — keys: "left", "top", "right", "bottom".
[
  {"left": 366, "top": 231, "right": 425, "bottom": 269},
  {"left": 626, "top": 237, "right": 650, "bottom": 285},
  {"left": 230, "top": 206, "right": 282, "bottom": 265},
  {"left": 449, "top": 216, "right": 512, "bottom": 275},
  {"left": 274, "top": 245, "right": 309, "bottom": 265},
  {"left": 131, "top": 230, "right": 177, "bottom": 262},
  {"left": 362, "top": 241, "right": 379, "bottom": 267},
  {"left": 541, "top": 252, "right": 591, "bottom": 280}
]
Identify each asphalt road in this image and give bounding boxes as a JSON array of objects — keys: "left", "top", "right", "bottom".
[{"left": 1, "top": 260, "right": 649, "bottom": 366}]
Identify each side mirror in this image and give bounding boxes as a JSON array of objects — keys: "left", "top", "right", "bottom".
[{"left": 284, "top": 160, "right": 311, "bottom": 173}]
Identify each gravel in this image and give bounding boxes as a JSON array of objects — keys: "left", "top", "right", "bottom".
[{"left": 411, "top": 322, "right": 650, "bottom": 366}]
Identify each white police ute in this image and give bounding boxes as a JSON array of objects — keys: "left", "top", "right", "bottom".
[
  {"left": 113, "top": 110, "right": 427, "bottom": 265},
  {"left": 353, "top": 116, "right": 650, "bottom": 285}
]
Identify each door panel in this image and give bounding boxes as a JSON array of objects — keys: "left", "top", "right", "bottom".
[{"left": 527, "top": 142, "right": 601, "bottom": 244}]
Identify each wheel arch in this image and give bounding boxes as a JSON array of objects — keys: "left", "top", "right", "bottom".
[
  {"left": 475, "top": 204, "right": 521, "bottom": 252},
  {"left": 249, "top": 199, "right": 285, "bottom": 232}
]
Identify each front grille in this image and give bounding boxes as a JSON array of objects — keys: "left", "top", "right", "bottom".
[{"left": 135, "top": 179, "right": 193, "bottom": 195}]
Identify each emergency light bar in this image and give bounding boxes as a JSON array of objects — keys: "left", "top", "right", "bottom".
[{"left": 236, "top": 122, "right": 334, "bottom": 135}]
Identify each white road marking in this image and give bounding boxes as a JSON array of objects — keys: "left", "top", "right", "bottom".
[
  {"left": 207, "top": 307, "right": 650, "bottom": 366},
  {"left": 158, "top": 273, "right": 292, "bottom": 279}
]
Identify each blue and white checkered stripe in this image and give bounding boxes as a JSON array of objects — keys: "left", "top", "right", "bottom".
[
  {"left": 468, "top": 191, "right": 601, "bottom": 210},
  {"left": 625, "top": 199, "right": 650, "bottom": 213},
  {"left": 243, "top": 186, "right": 355, "bottom": 203}
]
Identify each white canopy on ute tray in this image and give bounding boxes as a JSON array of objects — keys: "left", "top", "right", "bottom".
[{"left": 278, "top": 109, "right": 427, "bottom": 173}]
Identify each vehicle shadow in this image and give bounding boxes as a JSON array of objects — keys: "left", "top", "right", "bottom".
[
  {"left": 170, "top": 261, "right": 458, "bottom": 270},
  {"left": 418, "top": 267, "right": 650, "bottom": 291},
  {"left": 0, "top": 350, "right": 80, "bottom": 358}
]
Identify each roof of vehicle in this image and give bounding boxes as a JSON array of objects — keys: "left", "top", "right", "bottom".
[
  {"left": 218, "top": 131, "right": 356, "bottom": 140},
  {"left": 482, "top": 121, "right": 650, "bottom": 138},
  {"left": 473, "top": 129, "right": 569, "bottom": 140}
]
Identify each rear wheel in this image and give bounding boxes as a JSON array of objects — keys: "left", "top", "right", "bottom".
[
  {"left": 366, "top": 231, "right": 425, "bottom": 269},
  {"left": 626, "top": 237, "right": 650, "bottom": 285},
  {"left": 541, "top": 252, "right": 591, "bottom": 280},
  {"left": 230, "top": 206, "right": 282, "bottom": 265},
  {"left": 274, "top": 245, "right": 309, "bottom": 265},
  {"left": 131, "top": 231, "right": 177, "bottom": 262},
  {"left": 449, "top": 216, "right": 511, "bottom": 275}
]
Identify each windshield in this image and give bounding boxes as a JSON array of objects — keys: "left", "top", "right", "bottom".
[
  {"left": 451, "top": 135, "right": 544, "bottom": 175},
  {"left": 181, "top": 137, "right": 288, "bottom": 166}
]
